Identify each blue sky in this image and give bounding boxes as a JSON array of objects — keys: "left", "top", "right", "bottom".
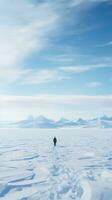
[{"left": 0, "top": 0, "right": 112, "bottom": 121}]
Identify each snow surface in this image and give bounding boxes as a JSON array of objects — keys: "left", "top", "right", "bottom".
[{"left": 0, "top": 128, "right": 112, "bottom": 200}]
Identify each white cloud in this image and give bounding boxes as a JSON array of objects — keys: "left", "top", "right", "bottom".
[{"left": 0, "top": 94, "right": 112, "bottom": 121}]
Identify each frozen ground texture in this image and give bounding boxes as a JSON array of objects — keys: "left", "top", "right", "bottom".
[{"left": 0, "top": 128, "right": 112, "bottom": 200}]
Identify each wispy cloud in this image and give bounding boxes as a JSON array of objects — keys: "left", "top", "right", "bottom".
[
  {"left": 60, "top": 63, "right": 112, "bottom": 73},
  {"left": 0, "top": 0, "right": 59, "bottom": 84},
  {"left": 20, "top": 62, "right": 111, "bottom": 85},
  {"left": 1, "top": 94, "right": 111, "bottom": 105},
  {"left": 22, "top": 69, "right": 68, "bottom": 85},
  {"left": 70, "top": 0, "right": 111, "bottom": 7},
  {"left": 98, "top": 41, "right": 112, "bottom": 47},
  {"left": 60, "top": 66, "right": 91, "bottom": 73},
  {"left": 87, "top": 81, "right": 103, "bottom": 88}
]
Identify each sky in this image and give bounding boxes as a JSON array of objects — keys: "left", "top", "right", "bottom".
[{"left": 0, "top": 0, "right": 112, "bottom": 121}]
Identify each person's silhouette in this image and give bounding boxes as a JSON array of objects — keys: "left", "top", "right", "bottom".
[{"left": 53, "top": 137, "right": 57, "bottom": 146}]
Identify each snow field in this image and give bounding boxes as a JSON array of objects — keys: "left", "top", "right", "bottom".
[{"left": 0, "top": 128, "right": 112, "bottom": 199}]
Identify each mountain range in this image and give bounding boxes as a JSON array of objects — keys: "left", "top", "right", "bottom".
[{"left": 8, "top": 115, "right": 112, "bottom": 129}]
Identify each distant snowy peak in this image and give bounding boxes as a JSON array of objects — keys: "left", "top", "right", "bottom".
[
  {"left": 56, "top": 118, "right": 76, "bottom": 127},
  {"left": 76, "top": 118, "right": 87, "bottom": 126},
  {"left": 100, "top": 115, "right": 112, "bottom": 121},
  {"left": 15, "top": 115, "right": 57, "bottom": 128}
]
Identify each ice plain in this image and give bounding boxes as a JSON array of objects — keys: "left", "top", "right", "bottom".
[{"left": 0, "top": 128, "right": 112, "bottom": 200}]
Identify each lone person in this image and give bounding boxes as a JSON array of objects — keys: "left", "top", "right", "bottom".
[{"left": 53, "top": 137, "right": 57, "bottom": 147}]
